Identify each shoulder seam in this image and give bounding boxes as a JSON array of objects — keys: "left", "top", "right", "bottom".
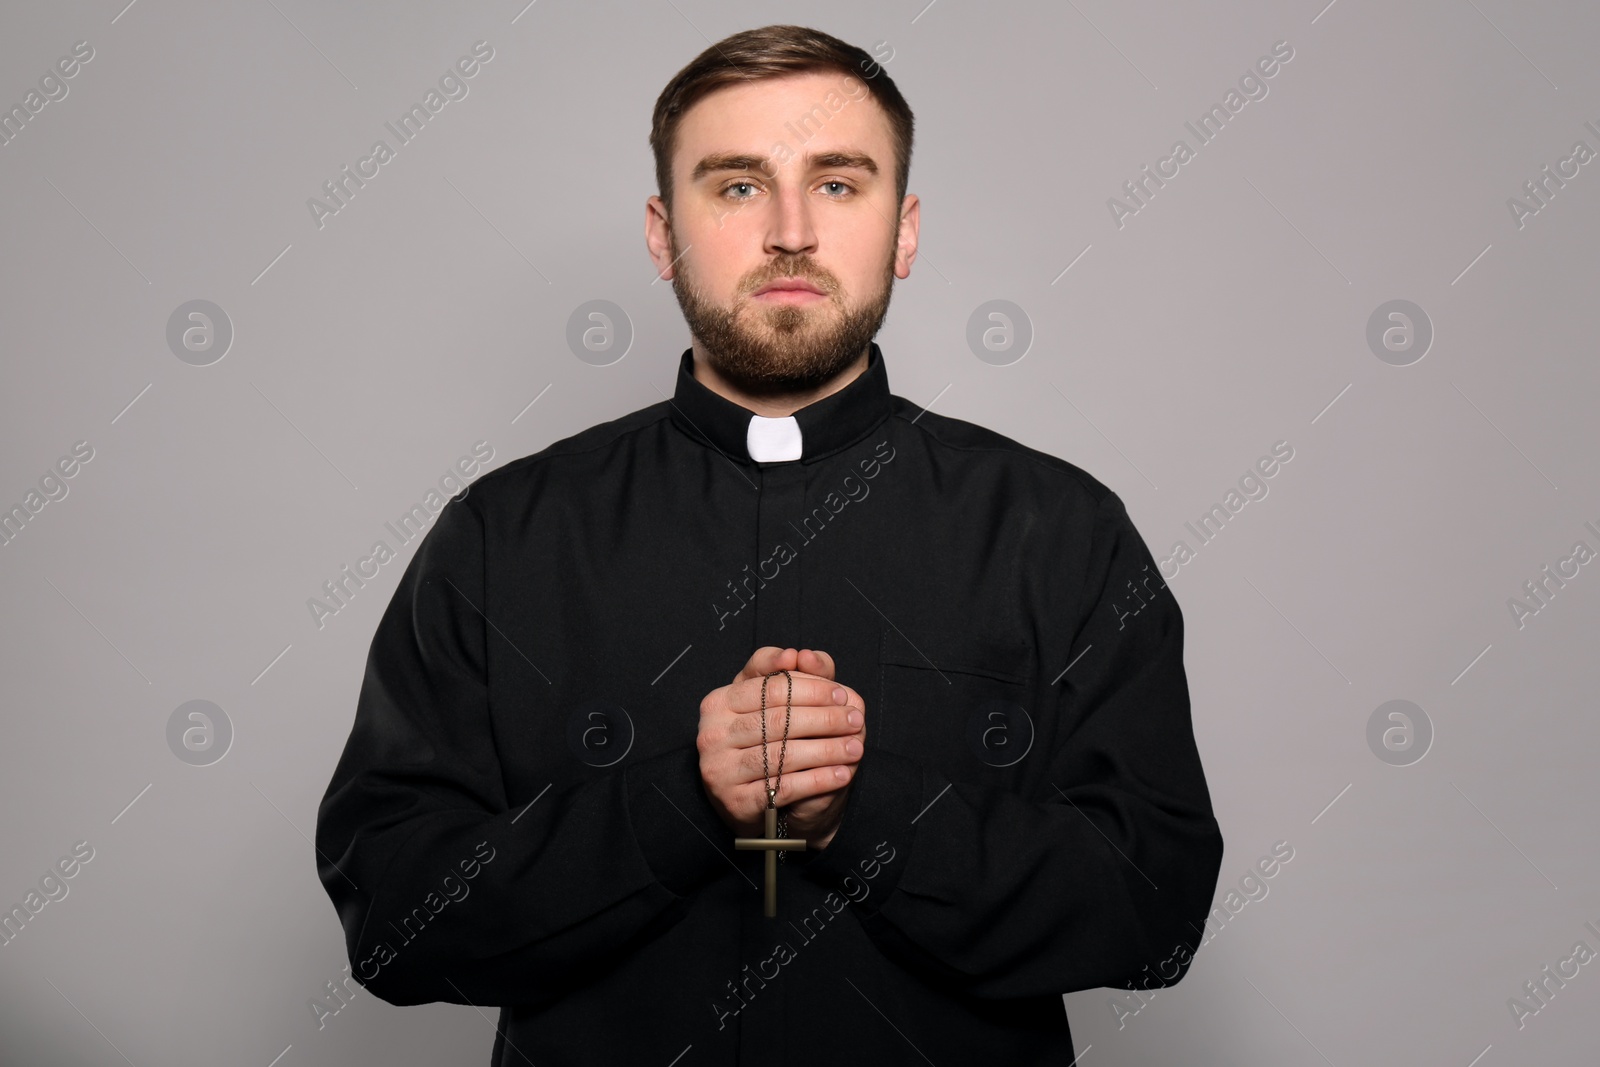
[
  {"left": 473, "top": 402, "right": 674, "bottom": 490},
  {"left": 888, "top": 405, "right": 1113, "bottom": 502}
]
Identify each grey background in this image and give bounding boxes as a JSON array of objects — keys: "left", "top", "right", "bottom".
[{"left": 2, "top": 0, "right": 1597, "bottom": 1063}]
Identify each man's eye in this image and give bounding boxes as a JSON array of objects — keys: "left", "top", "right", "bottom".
[
  {"left": 820, "top": 181, "right": 853, "bottom": 197},
  {"left": 723, "top": 181, "right": 758, "bottom": 199}
]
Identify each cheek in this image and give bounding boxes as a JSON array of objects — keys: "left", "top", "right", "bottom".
[
  {"left": 691, "top": 232, "right": 761, "bottom": 287},
  {"left": 825, "top": 251, "right": 889, "bottom": 302}
]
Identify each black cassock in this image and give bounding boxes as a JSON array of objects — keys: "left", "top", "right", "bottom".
[{"left": 315, "top": 342, "right": 1224, "bottom": 1066}]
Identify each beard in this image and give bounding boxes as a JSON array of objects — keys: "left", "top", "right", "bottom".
[{"left": 668, "top": 233, "right": 897, "bottom": 399}]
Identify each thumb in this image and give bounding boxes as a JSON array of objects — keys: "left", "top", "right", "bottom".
[{"left": 734, "top": 646, "right": 798, "bottom": 683}]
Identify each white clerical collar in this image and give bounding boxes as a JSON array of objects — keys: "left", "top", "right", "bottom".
[{"left": 746, "top": 414, "right": 803, "bottom": 462}]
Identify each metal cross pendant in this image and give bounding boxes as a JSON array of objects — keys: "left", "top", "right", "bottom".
[{"left": 733, "top": 799, "right": 807, "bottom": 916}]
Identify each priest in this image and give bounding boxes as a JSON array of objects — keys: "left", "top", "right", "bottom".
[{"left": 316, "top": 23, "right": 1224, "bottom": 1066}]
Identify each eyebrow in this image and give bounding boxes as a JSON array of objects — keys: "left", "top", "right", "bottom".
[{"left": 690, "top": 150, "right": 880, "bottom": 184}]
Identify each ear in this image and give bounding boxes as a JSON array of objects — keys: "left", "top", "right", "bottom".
[
  {"left": 893, "top": 193, "right": 920, "bottom": 279},
  {"left": 644, "top": 194, "right": 677, "bottom": 281}
]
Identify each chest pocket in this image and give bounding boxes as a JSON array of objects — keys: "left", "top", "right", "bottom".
[{"left": 876, "top": 625, "right": 1035, "bottom": 781}]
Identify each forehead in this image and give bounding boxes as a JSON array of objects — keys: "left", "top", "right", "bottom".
[{"left": 673, "top": 70, "right": 893, "bottom": 175}]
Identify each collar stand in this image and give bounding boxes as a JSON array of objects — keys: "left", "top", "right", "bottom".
[{"left": 668, "top": 342, "right": 893, "bottom": 465}]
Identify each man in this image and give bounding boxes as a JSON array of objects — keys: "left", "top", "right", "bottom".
[{"left": 316, "top": 23, "right": 1224, "bottom": 1066}]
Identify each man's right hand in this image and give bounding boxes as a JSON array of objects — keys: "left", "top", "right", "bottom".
[{"left": 698, "top": 646, "right": 865, "bottom": 845}]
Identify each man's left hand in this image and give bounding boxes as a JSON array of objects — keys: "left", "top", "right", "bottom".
[{"left": 780, "top": 648, "right": 863, "bottom": 850}]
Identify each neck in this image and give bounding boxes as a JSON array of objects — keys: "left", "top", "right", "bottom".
[{"left": 689, "top": 342, "right": 870, "bottom": 418}]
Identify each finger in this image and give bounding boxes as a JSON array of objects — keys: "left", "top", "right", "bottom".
[
  {"left": 700, "top": 668, "right": 853, "bottom": 728},
  {"left": 731, "top": 736, "right": 864, "bottom": 786},
  {"left": 725, "top": 673, "right": 862, "bottom": 718},
  {"left": 733, "top": 646, "right": 798, "bottom": 683},
  {"left": 763, "top": 762, "right": 858, "bottom": 809},
  {"left": 725, "top": 703, "right": 862, "bottom": 746},
  {"left": 798, "top": 648, "right": 835, "bottom": 680}
]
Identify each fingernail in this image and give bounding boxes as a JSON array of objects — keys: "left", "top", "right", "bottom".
[
  {"left": 833, "top": 687, "right": 846, "bottom": 704},
  {"left": 846, "top": 738, "right": 863, "bottom": 757},
  {"left": 847, "top": 709, "right": 862, "bottom": 727},
  {"left": 834, "top": 766, "right": 849, "bottom": 781}
]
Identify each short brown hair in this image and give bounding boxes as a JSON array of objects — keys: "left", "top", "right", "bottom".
[{"left": 649, "top": 25, "right": 914, "bottom": 215}]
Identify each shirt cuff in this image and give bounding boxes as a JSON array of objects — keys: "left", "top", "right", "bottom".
[
  {"left": 792, "top": 747, "right": 923, "bottom": 916},
  {"left": 625, "top": 745, "right": 731, "bottom": 898}
]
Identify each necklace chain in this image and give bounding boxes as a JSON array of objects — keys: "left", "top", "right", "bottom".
[{"left": 760, "top": 669, "right": 794, "bottom": 858}]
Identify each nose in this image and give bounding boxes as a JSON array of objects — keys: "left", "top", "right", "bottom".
[{"left": 764, "top": 182, "right": 818, "bottom": 258}]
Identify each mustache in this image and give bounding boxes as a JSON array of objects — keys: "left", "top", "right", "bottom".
[{"left": 746, "top": 261, "right": 837, "bottom": 295}]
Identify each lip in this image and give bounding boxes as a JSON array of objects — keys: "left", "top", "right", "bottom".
[
  {"left": 754, "top": 289, "right": 827, "bottom": 305},
  {"left": 754, "top": 278, "right": 826, "bottom": 297}
]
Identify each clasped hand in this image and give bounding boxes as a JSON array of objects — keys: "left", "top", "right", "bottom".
[{"left": 698, "top": 646, "right": 866, "bottom": 851}]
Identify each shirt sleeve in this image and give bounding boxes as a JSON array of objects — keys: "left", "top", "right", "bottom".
[
  {"left": 314, "top": 493, "right": 732, "bottom": 1009},
  {"left": 793, "top": 488, "right": 1225, "bottom": 1000}
]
